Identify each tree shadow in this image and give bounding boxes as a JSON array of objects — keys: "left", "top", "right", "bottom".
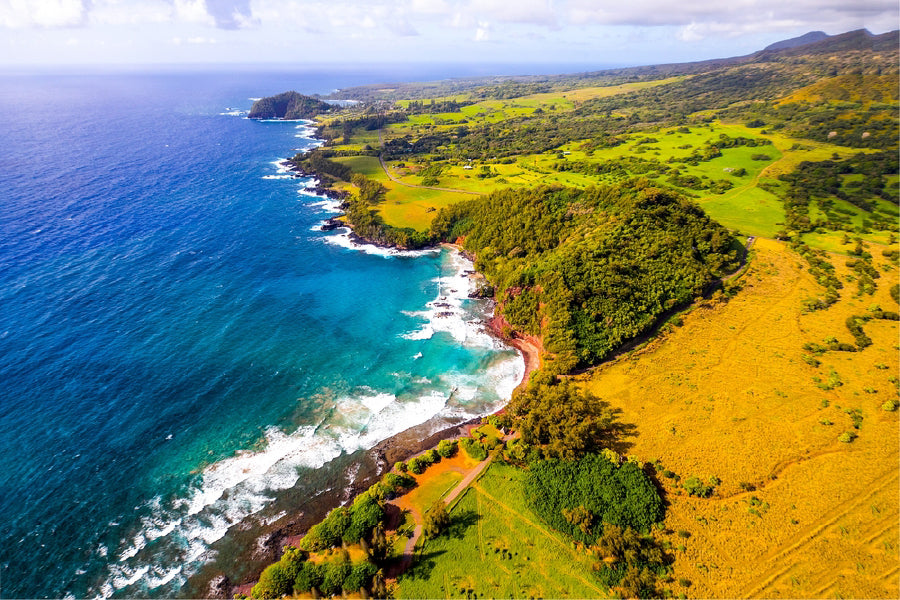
[
  {"left": 597, "top": 401, "right": 638, "bottom": 456},
  {"left": 445, "top": 509, "right": 482, "bottom": 540},
  {"left": 401, "top": 550, "right": 447, "bottom": 581}
]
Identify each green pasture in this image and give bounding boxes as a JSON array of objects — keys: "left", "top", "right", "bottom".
[
  {"left": 398, "top": 462, "right": 607, "bottom": 599},
  {"left": 332, "top": 156, "right": 472, "bottom": 230}
]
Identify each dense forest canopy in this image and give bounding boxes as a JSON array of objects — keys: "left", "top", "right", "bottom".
[{"left": 431, "top": 182, "right": 740, "bottom": 371}]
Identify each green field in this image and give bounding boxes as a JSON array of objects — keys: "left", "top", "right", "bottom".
[
  {"left": 398, "top": 462, "right": 608, "bottom": 599},
  {"left": 331, "top": 155, "right": 472, "bottom": 230}
]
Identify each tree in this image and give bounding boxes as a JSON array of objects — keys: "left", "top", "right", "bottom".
[
  {"left": 423, "top": 501, "right": 451, "bottom": 539},
  {"left": 251, "top": 563, "right": 293, "bottom": 599},
  {"left": 511, "top": 379, "right": 618, "bottom": 459}
]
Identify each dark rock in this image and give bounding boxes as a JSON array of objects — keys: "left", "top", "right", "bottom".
[
  {"left": 320, "top": 218, "right": 345, "bottom": 231},
  {"left": 207, "top": 575, "right": 232, "bottom": 599}
]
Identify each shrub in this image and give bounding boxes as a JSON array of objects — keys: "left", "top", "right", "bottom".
[
  {"left": 342, "top": 492, "right": 384, "bottom": 545},
  {"left": 682, "top": 476, "right": 715, "bottom": 498},
  {"left": 423, "top": 449, "right": 440, "bottom": 464},
  {"left": 436, "top": 439, "right": 458, "bottom": 458},
  {"left": 408, "top": 456, "right": 426, "bottom": 474},
  {"left": 460, "top": 437, "right": 488, "bottom": 461},
  {"left": 293, "top": 562, "right": 323, "bottom": 595},
  {"left": 320, "top": 563, "right": 351, "bottom": 597},
  {"left": 423, "top": 501, "right": 451, "bottom": 539},
  {"left": 838, "top": 431, "right": 856, "bottom": 443},
  {"left": 525, "top": 454, "right": 663, "bottom": 544},
  {"left": 251, "top": 564, "right": 293, "bottom": 599},
  {"left": 343, "top": 562, "right": 378, "bottom": 593},
  {"left": 394, "top": 461, "right": 407, "bottom": 472},
  {"left": 383, "top": 472, "right": 415, "bottom": 491},
  {"left": 882, "top": 400, "right": 898, "bottom": 411}
]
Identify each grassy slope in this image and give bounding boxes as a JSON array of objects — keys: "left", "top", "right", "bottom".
[
  {"left": 398, "top": 462, "right": 609, "bottom": 599},
  {"left": 580, "top": 238, "right": 899, "bottom": 598},
  {"left": 333, "top": 103, "right": 892, "bottom": 249}
]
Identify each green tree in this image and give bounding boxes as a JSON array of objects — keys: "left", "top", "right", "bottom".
[{"left": 423, "top": 501, "right": 451, "bottom": 539}]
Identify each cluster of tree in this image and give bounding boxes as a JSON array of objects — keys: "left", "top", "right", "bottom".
[
  {"left": 791, "top": 242, "right": 843, "bottom": 311},
  {"left": 405, "top": 99, "right": 474, "bottom": 114},
  {"left": 508, "top": 376, "right": 619, "bottom": 460},
  {"left": 417, "top": 162, "right": 445, "bottom": 186},
  {"left": 289, "top": 149, "right": 352, "bottom": 184},
  {"left": 350, "top": 173, "right": 387, "bottom": 204},
  {"left": 299, "top": 489, "right": 385, "bottom": 551},
  {"left": 525, "top": 453, "right": 663, "bottom": 541},
  {"left": 343, "top": 197, "right": 432, "bottom": 248},
  {"left": 471, "top": 82, "right": 553, "bottom": 99},
  {"left": 778, "top": 151, "right": 899, "bottom": 235},
  {"left": 248, "top": 91, "right": 333, "bottom": 120},
  {"left": 430, "top": 182, "right": 739, "bottom": 371},
  {"left": 249, "top": 546, "right": 384, "bottom": 599}
]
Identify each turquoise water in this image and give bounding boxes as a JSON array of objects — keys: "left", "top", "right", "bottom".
[{"left": 0, "top": 70, "right": 522, "bottom": 598}]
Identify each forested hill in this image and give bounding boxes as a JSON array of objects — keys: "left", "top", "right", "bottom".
[
  {"left": 431, "top": 182, "right": 741, "bottom": 373},
  {"left": 248, "top": 91, "right": 332, "bottom": 120}
]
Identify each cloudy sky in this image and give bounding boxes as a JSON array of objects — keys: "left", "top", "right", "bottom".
[{"left": 1, "top": 1, "right": 896, "bottom": 69}]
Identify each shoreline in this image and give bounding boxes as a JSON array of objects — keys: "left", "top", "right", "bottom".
[
  {"left": 188, "top": 249, "right": 538, "bottom": 599},
  {"left": 187, "top": 125, "right": 540, "bottom": 598}
]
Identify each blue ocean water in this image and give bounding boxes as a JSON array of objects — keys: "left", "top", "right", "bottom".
[{"left": 0, "top": 70, "right": 522, "bottom": 599}]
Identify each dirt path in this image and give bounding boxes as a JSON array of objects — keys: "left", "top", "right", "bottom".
[
  {"left": 396, "top": 432, "right": 516, "bottom": 572},
  {"left": 378, "top": 130, "right": 480, "bottom": 196}
]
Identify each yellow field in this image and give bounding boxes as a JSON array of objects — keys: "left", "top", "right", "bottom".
[{"left": 580, "top": 238, "right": 899, "bottom": 598}]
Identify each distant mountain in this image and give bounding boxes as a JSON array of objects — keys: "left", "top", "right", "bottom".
[
  {"left": 760, "top": 29, "right": 898, "bottom": 57},
  {"left": 248, "top": 91, "right": 332, "bottom": 120},
  {"left": 764, "top": 31, "right": 829, "bottom": 51}
]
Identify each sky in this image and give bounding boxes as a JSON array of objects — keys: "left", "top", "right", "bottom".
[{"left": 0, "top": 1, "right": 897, "bottom": 70}]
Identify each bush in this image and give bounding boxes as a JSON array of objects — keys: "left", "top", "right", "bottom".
[
  {"left": 342, "top": 492, "right": 384, "bottom": 545},
  {"left": 251, "top": 564, "right": 293, "bottom": 599},
  {"left": 436, "top": 439, "right": 458, "bottom": 458},
  {"left": 682, "top": 476, "right": 715, "bottom": 498},
  {"left": 423, "top": 501, "right": 451, "bottom": 539},
  {"left": 320, "top": 563, "right": 351, "bottom": 597},
  {"left": 408, "top": 456, "right": 426, "bottom": 474},
  {"left": 383, "top": 472, "right": 415, "bottom": 492},
  {"left": 460, "top": 437, "right": 488, "bottom": 461},
  {"left": 394, "top": 461, "right": 407, "bottom": 472},
  {"left": 838, "top": 431, "right": 857, "bottom": 443},
  {"left": 293, "top": 562, "right": 323, "bottom": 595},
  {"left": 424, "top": 449, "right": 440, "bottom": 464},
  {"left": 524, "top": 454, "right": 663, "bottom": 544},
  {"left": 300, "top": 506, "right": 350, "bottom": 551},
  {"left": 343, "top": 562, "right": 378, "bottom": 593}
]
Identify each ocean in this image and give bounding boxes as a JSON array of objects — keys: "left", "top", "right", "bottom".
[{"left": 0, "top": 68, "right": 523, "bottom": 598}]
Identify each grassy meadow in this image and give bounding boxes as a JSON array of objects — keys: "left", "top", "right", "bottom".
[
  {"left": 398, "top": 462, "right": 609, "bottom": 599},
  {"left": 579, "top": 238, "right": 899, "bottom": 598}
]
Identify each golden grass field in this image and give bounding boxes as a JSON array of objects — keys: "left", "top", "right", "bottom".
[{"left": 580, "top": 238, "right": 899, "bottom": 598}]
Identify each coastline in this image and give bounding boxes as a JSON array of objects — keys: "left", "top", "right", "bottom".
[
  {"left": 187, "top": 247, "right": 537, "bottom": 600},
  {"left": 186, "top": 123, "right": 540, "bottom": 599}
]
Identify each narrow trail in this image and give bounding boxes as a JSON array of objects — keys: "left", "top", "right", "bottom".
[{"left": 395, "top": 432, "right": 516, "bottom": 573}]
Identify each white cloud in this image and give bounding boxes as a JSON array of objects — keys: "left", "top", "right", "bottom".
[
  {"left": 0, "top": 0, "right": 85, "bottom": 28},
  {"left": 90, "top": 0, "right": 172, "bottom": 26},
  {"left": 474, "top": 19, "right": 490, "bottom": 41},
  {"left": 468, "top": 0, "right": 556, "bottom": 26},
  {"left": 174, "top": 0, "right": 214, "bottom": 25}
]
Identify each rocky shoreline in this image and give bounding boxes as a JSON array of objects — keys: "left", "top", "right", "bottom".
[{"left": 185, "top": 129, "right": 540, "bottom": 599}]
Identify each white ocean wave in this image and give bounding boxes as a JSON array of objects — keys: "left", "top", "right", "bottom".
[{"left": 321, "top": 229, "right": 440, "bottom": 259}]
